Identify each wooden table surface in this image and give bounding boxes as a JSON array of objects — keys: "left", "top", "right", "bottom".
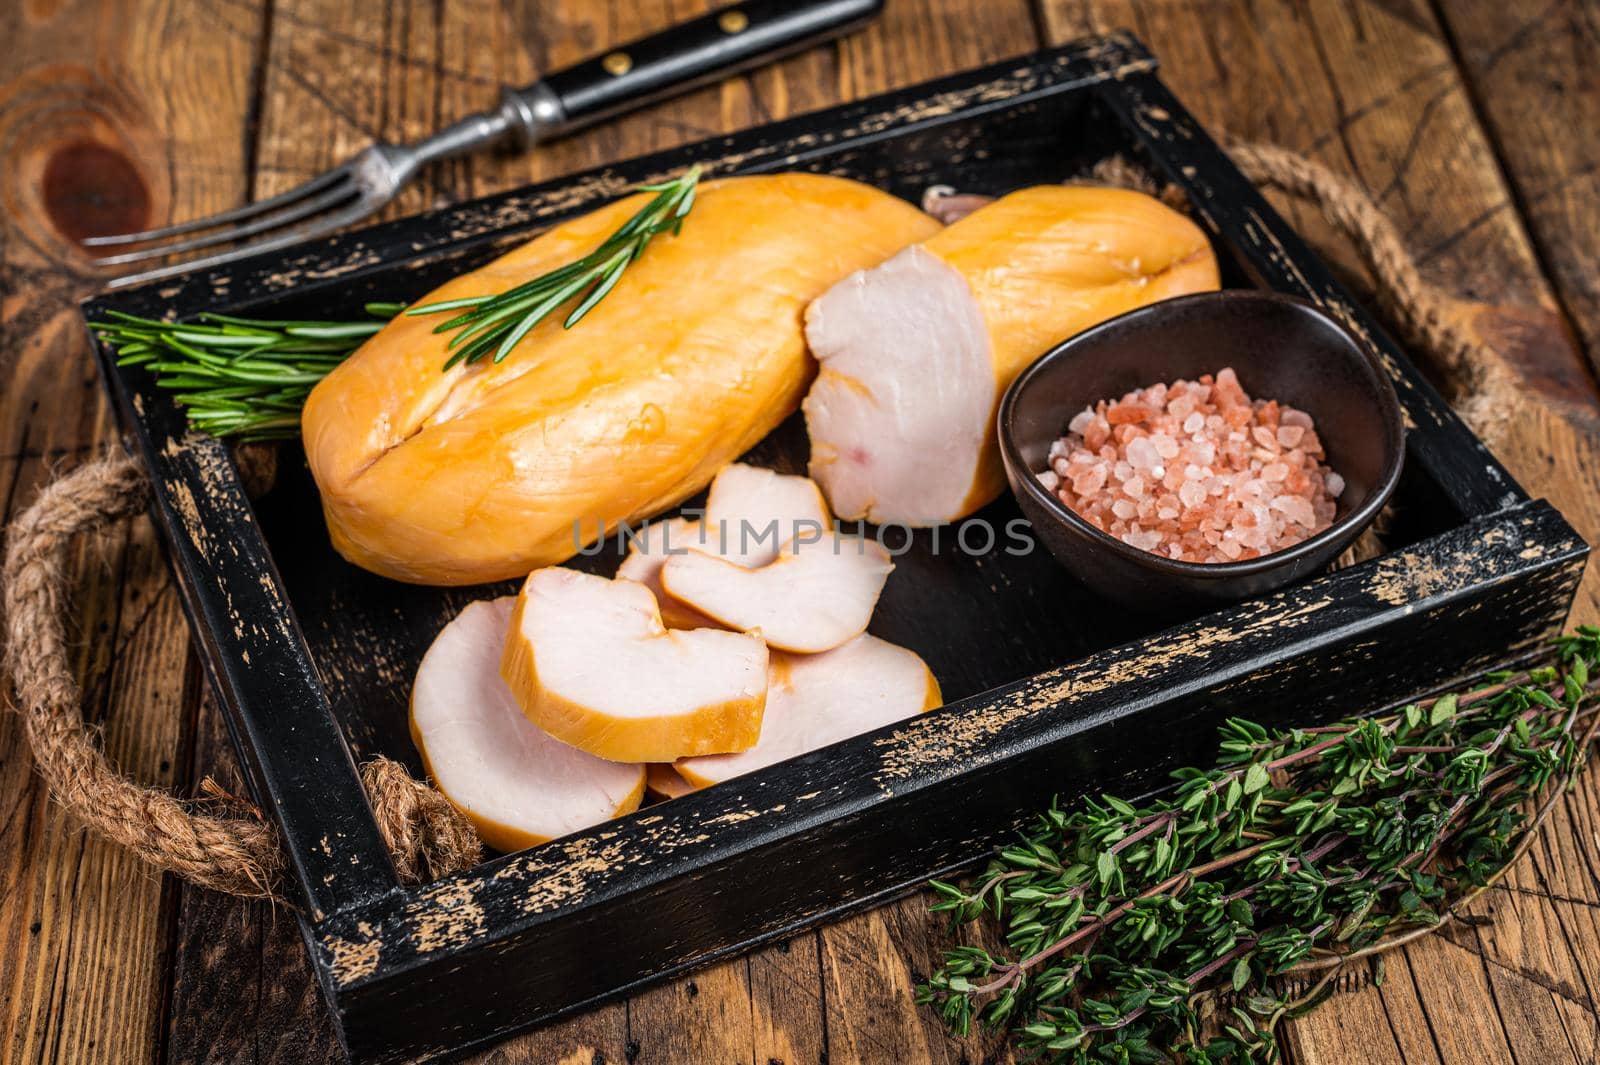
[{"left": 3, "top": 1, "right": 1600, "bottom": 1062}]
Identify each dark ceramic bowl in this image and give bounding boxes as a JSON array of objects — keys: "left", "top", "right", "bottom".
[{"left": 998, "top": 290, "right": 1405, "bottom": 611}]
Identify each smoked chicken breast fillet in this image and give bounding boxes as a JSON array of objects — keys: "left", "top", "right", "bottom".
[
  {"left": 803, "top": 185, "right": 1220, "bottom": 525},
  {"left": 302, "top": 174, "right": 940, "bottom": 585}
]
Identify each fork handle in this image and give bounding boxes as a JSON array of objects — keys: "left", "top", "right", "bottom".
[{"left": 498, "top": 0, "right": 885, "bottom": 149}]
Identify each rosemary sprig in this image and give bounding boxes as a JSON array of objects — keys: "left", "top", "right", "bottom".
[
  {"left": 91, "top": 305, "right": 402, "bottom": 441},
  {"left": 919, "top": 626, "right": 1600, "bottom": 1063},
  {"left": 406, "top": 164, "right": 701, "bottom": 369},
  {"left": 89, "top": 165, "right": 704, "bottom": 439}
]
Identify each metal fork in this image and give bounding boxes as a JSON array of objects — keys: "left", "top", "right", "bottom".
[{"left": 87, "top": 0, "right": 884, "bottom": 288}]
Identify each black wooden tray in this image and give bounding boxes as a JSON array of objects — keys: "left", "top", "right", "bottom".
[{"left": 83, "top": 32, "right": 1587, "bottom": 1064}]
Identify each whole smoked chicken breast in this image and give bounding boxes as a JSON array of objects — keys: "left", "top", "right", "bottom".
[
  {"left": 303, "top": 174, "right": 939, "bottom": 585},
  {"left": 803, "top": 186, "right": 1219, "bottom": 525}
]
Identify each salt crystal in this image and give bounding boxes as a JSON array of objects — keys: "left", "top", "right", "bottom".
[
  {"left": 1271, "top": 495, "right": 1316, "bottom": 527},
  {"left": 1126, "top": 437, "right": 1159, "bottom": 470},
  {"left": 1072, "top": 465, "right": 1107, "bottom": 496},
  {"left": 1041, "top": 367, "right": 1342, "bottom": 564}
]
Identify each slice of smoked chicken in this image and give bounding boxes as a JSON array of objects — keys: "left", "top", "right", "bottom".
[
  {"left": 615, "top": 518, "right": 716, "bottom": 630},
  {"left": 676, "top": 634, "right": 942, "bottom": 789},
  {"left": 411, "top": 598, "right": 645, "bottom": 851},
  {"left": 660, "top": 534, "right": 892, "bottom": 654},
  {"left": 803, "top": 186, "right": 1220, "bottom": 525},
  {"left": 302, "top": 174, "right": 939, "bottom": 585},
  {"left": 645, "top": 763, "right": 696, "bottom": 801},
  {"left": 500, "top": 567, "right": 769, "bottom": 762},
  {"left": 616, "top": 463, "right": 832, "bottom": 629}
]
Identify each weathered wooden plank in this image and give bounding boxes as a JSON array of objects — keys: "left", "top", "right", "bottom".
[
  {"left": 164, "top": 1, "right": 1040, "bottom": 1062},
  {"left": 164, "top": 697, "right": 344, "bottom": 1065},
  {"left": 1434, "top": 0, "right": 1600, "bottom": 383},
  {"left": 1030, "top": 4, "right": 1600, "bottom": 1063},
  {"left": 109, "top": 4, "right": 1600, "bottom": 1055},
  {"left": 0, "top": 1, "right": 263, "bottom": 1063}
]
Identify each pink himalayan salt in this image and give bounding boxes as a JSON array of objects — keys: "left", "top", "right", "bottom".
[{"left": 1046, "top": 368, "right": 1344, "bottom": 564}]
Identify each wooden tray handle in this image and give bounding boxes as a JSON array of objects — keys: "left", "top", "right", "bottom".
[{"left": 0, "top": 452, "right": 479, "bottom": 900}]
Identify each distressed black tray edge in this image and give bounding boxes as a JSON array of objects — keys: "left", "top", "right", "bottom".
[{"left": 81, "top": 32, "right": 1588, "bottom": 1065}]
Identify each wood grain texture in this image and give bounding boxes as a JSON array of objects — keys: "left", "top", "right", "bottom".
[
  {"left": 1434, "top": 0, "right": 1600, "bottom": 383},
  {"left": 1033, "top": 2, "right": 1600, "bottom": 1062},
  {"left": 4, "top": 1, "right": 1600, "bottom": 1063},
  {"left": 0, "top": 2, "right": 260, "bottom": 1064},
  {"left": 165, "top": 2, "right": 1043, "bottom": 1063}
]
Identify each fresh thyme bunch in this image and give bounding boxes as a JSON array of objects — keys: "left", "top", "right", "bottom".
[{"left": 918, "top": 627, "right": 1600, "bottom": 1063}]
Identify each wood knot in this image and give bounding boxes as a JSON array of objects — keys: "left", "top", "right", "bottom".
[
  {"left": 0, "top": 63, "right": 167, "bottom": 268},
  {"left": 42, "top": 139, "right": 150, "bottom": 243}
]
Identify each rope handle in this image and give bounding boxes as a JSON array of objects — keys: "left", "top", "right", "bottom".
[
  {"left": 0, "top": 453, "right": 479, "bottom": 899},
  {"left": 0, "top": 143, "right": 1511, "bottom": 901}
]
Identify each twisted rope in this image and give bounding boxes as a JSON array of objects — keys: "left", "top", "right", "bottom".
[
  {"left": 0, "top": 452, "right": 479, "bottom": 900},
  {"left": 1227, "top": 142, "right": 1514, "bottom": 443}
]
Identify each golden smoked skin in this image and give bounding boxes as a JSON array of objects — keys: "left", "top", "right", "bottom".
[
  {"left": 929, "top": 187, "right": 1221, "bottom": 516},
  {"left": 302, "top": 174, "right": 941, "bottom": 585}
]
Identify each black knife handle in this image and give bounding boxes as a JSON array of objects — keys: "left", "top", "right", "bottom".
[{"left": 500, "top": 1, "right": 883, "bottom": 146}]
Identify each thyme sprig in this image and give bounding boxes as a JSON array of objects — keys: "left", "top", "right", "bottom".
[
  {"left": 89, "top": 166, "right": 704, "bottom": 439},
  {"left": 407, "top": 164, "right": 701, "bottom": 369},
  {"left": 919, "top": 627, "right": 1600, "bottom": 1063}
]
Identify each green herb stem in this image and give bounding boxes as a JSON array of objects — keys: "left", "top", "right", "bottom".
[
  {"left": 919, "top": 627, "right": 1600, "bottom": 1063},
  {"left": 88, "top": 168, "right": 705, "bottom": 440},
  {"left": 406, "top": 164, "right": 701, "bottom": 370}
]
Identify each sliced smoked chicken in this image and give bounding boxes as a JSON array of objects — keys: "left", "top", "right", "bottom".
[
  {"left": 803, "top": 185, "right": 1220, "bottom": 525},
  {"left": 676, "top": 634, "right": 942, "bottom": 788},
  {"left": 500, "top": 567, "right": 769, "bottom": 762},
  {"left": 411, "top": 598, "right": 645, "bottom": 851},
  {"left": 302, "top": 174, "right": 940, "bottom": 585},
  {"left": 616, "top": 463, "right": 832, "bottom": 629},
  {"left": 615, "top": 517, "right": 716, "bottom": 630},
  {"left": 698, "top": 462, "right": 832, "bottom": 566},
  {"left": 645, "top": 763, "right": 696, "bottom": 801},
  {"left": 660, "top": 534, "right": 892, "bottom": 654}
]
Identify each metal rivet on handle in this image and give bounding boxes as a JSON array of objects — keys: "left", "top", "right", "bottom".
[
  {"left": 718, "top": 10, "right": 749, "bottom": 33},
  {"left": 601, "top": 52, "right": 633, "bottom": 76}
]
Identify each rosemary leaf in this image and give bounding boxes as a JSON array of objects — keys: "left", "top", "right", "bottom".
[
  {"left": 88, "top": 168, "right": 705, "bottom": 441},
  {"left": 408, "top": 164, "right": 701, "bottom": 367}
]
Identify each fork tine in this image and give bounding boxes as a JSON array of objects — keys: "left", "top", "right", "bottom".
[
  {"left": 105, "top": 198, "right": 383, "bottom": 290},
  {"left": 90, "top": 180, "right": 361, "bottom": 267},
  {"left": 81, "top": 168, "right": 349, "bottom": 248}
]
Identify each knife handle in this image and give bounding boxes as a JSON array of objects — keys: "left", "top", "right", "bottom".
[{"left": 499, "top": 0, "right": 884, "bottom": 148}]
